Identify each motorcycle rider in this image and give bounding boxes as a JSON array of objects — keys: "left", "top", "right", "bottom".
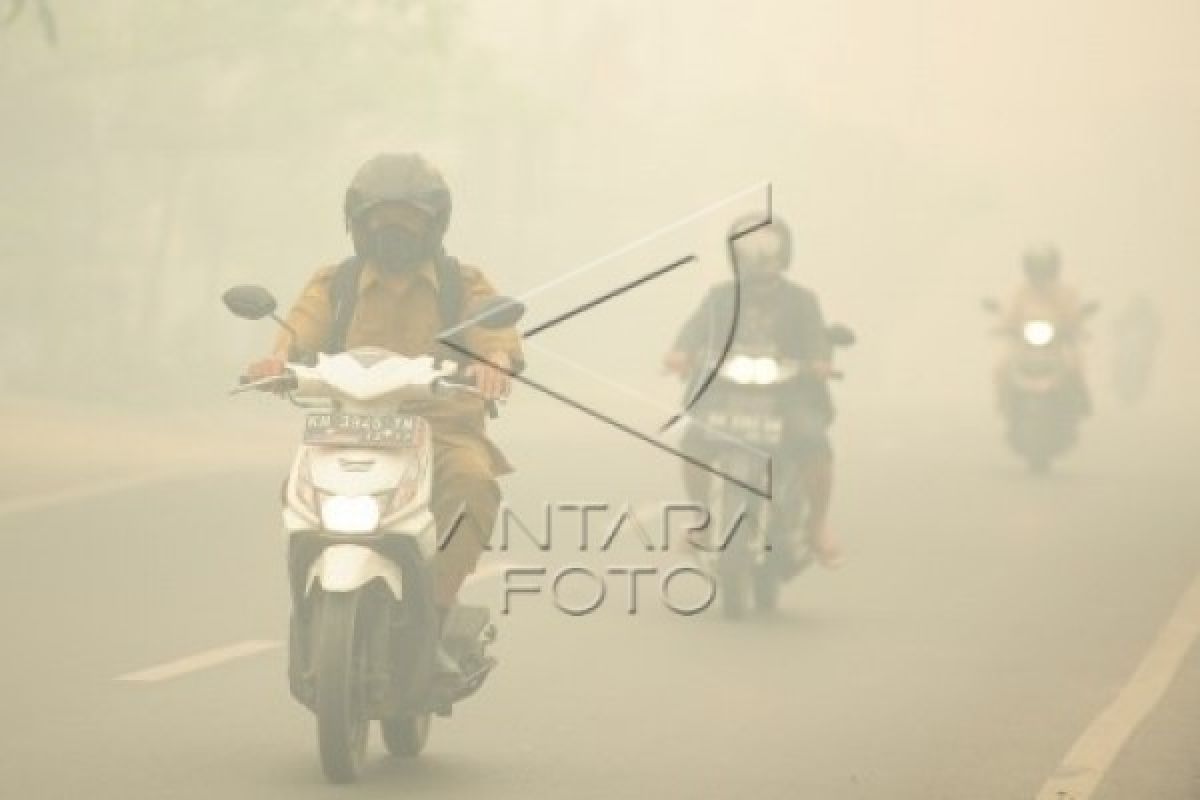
[
  {"left": 995, "top": 244, "right": 1091, "bottom": 415},
  {"left": 245, "top": 153, "right": 523, "bottom": 636},
  {"left": 663, "top": 215, "right": 842, "bottom": 567}
]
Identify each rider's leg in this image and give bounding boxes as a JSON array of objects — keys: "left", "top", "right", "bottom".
[
  {"left": 429, "top": 442, "right": 502, "bottom": 609},
  {"left": 783, "top": 403, "right": 841, "bottom": 566},
  {"left": 678, "top": 429, "right": 718, "bottom": 552},
  {"left": 798, "top": 443, "right": 840, "bottom": 566}
]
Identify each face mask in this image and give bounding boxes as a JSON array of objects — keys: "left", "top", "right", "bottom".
[
  {"left": 738, "top": 253, "right": 784, "bottom": 286},
  {"left": 1026, "top": 267, "right": 1059, "bottom": 287},
  {"left": 368, "top": 225, "right": 432, "bottom": 274},
  {"left": 733, "top": 230, "right": 786, "bottom": 282}
]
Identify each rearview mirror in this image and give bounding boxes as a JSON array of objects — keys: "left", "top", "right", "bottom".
[
  {"left": 827, "top": 323, "right": 856, "bottom": 348},
  {"left": 222, "top": 285, "right": 278, "bottom": 321},
  {"left": 474, "top": 296, "right": 526, "bottom": 330}
]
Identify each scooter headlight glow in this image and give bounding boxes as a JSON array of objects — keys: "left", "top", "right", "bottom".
[
  {"left": 721, "top": 355, "right": 757, "bottom": 384},
  {"left": 752, "top": 357, "right": 781, "bottom": 384},
  {"left": 1023, "top": 320, "right": 1057, "bottom": 347},
  {"left": 320, "top": 495, "right": 382, "bottom": 534},
  {"left": 721, "top": 355, "right": 783, "bottom": 385}
]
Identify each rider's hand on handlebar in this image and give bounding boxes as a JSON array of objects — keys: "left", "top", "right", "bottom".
[
  {"left": 662, "top": 351, "right": 689, "bottom": 377},
  {"left": 466, "top": 352, "right": 513, "bottom": 401},
  {"left": 807, "top": 361, "right": 838, "bottom": 380},
  {"left": 246, "top": 355, "right": 287, "bottom": 380}
]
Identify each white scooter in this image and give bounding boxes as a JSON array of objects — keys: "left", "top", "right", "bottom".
[{"left": 223, "top": 284, "right": 523, "bottom": 784}]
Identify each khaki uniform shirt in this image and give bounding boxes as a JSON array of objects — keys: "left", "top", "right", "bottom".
[{"left": 274, "top": 259, "right": 523, "bottom": 475}]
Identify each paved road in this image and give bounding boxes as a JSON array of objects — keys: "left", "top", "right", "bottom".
[{"left": 1, "top": 403, "right": 1197, "bottom": 799}]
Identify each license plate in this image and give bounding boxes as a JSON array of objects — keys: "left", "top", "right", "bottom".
[
  {"left": 304, "top": 413, "right": 418, "bottom": 447},
  {"left": 703, "top": 412, "right": 783, "bottom": 444}
]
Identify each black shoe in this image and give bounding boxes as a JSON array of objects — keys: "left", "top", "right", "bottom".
[
  {"left": 434, "top": 644, "right": 465, "bottom": 682},
  {"left": 428, "top": 605, "right": 497, "bottom": 708}
]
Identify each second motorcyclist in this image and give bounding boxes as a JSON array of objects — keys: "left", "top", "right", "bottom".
[{"left": 663, "top": 214, "right": 843, "bottom": 567}]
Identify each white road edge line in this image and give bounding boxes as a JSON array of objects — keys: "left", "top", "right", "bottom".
[
  {"left": 115, "top": 561, "right": 524, "bottom": 683},
  {"left": 0, "top": 470, "right": 186, "bottom": 519},
  {"left": 1036, "top": 570, "right": 1200, "bottom": 799},
  {"left": 116, "top": 640, "right": 281, "bottom": 683}
]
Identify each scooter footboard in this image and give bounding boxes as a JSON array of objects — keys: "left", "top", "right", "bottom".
[{"left": 305, "top": 544, "right": 404, "bottom": 598}]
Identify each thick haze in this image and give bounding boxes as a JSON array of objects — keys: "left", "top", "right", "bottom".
[
  {"left": 3, "top": 0, "right": 1197, "bottom": 419},
  {"left": 3, "top": 5, "right": 1200, "bottom": 798}
]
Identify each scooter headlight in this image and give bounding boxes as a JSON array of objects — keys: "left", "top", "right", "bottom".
[
  {"left": 1023, "top": 320, "right": 1056, "bottom": 347},
  {"left": 320, "top": 495, "right": 382, "bottom": 534},
  {"left": 721, "top": 355, "right": 783, "bottom": 385},
  {"left": 721, "top": 355, "right": 757, "bottom": 384},
  {"left": 752, "top": 357, "right": 781, "bottom": 384}
]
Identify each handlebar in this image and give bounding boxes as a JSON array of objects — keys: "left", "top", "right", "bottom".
[
  {"left": 432, "top": 376, "right": 501, "bottom": 418},
  {"left": 232, "top": 366, "right": 503, "bottom": 417},
  {"left": 231, "top": 373, "right": 297, "bottom": 395},
  {"left": 431, "top": 374, "right": 476, "bottom": 392}
]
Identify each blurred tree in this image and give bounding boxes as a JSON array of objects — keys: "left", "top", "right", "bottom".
[
  {"left": 0, "top": 0, "right": 533, "bottom": 401},
  {"left": 0, "top": 0, "right": 57, "bottom": 46}
]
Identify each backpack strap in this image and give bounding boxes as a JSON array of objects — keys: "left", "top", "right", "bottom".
[
  {"left": 434, "top": 255, "right": 500, "bottom": 418},
  {"left": 433, "top": 254, "right": 467, "bottom": 360},
  {"left": 326, "top": 256, "right": 365, "bottom": 353}
]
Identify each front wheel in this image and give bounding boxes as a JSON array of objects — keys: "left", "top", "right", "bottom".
[
  {"left": 314, "top": 591, "right": 371, "bottom": 784},
  {"left": 381, "top": 713, "right": 431, "bottom": 758},
  {"left": 1009, "top": 389, "right": 1076, "bottom": 472}
]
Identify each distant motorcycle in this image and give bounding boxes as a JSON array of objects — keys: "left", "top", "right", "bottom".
[
  {"left": 983, "top": 297, "right": 1097, "bottom": 472},
  {"left": 223, "top": 284, "right": 522, "bottom": 784},
  {"left": 681, "top": 324, "right": 854, "bottom": 618}
]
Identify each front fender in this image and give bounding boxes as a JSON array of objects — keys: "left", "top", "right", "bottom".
[{"left": 305, "top": 544, "right": 404, "bottom": 598}]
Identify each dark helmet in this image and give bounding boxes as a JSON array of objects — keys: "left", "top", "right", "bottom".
[
  {"left": 1023, "top": 243, "right": 1062, "bottom": 283},
  {"left": 343, "top": 153, "right": 452, "bottom": 239},
  {"left": 727, "top": 213, "right": 792, "bottom": 277}
]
